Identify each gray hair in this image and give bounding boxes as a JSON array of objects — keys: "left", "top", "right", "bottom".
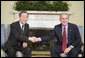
[{"left": 60, "top": 13, "right": 69, "bottom": 19}]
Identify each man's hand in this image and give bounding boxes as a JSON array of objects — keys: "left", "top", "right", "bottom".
[
  {"left": 29, "top": 36, "right": 38, "bottom": 43},
  {"left": 33, "top": 37, "right": 38, "bottom": 43},
  {"left": 23, "top": 42, "right": 28, "bottom": 48},
  {"left": 64, "top": 47, "right": 72, "bottom": 54}
]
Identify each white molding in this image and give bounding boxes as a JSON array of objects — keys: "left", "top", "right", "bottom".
[{"left": 11, "top": 11, "right": 72, "bottom": 15}]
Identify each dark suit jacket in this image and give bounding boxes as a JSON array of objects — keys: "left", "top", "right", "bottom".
[
  {"left": 4, "top": 21, "right": 29, "bottom": 51},
  {"left": 41, "top": 23, "right": 81, "bottom": 52}
]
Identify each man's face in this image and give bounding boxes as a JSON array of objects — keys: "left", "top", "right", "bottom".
[
  {"left": 60, "top": 14, "right": 69, "bottom": 26},
  {"left": 19, "top": 13, "right": 28, "bottom": 25}
]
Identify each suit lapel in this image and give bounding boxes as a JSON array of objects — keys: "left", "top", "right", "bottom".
[
  {"left": 17, "top": 21, "right": 24, "bottom": 34},
  {"left": 59, "top": 24, "right": 63, "bottom": 43},
  {"left": 68, "top": 23, "right": 71, "bottom": 44}
]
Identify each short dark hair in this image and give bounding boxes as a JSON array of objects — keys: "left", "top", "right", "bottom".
[{"left": 19, "top": 11, "right": 28, "bottom": 17}]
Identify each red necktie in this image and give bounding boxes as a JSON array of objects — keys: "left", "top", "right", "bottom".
[{"left": 62, "top": 26, "right": 67, "bottom": 52}]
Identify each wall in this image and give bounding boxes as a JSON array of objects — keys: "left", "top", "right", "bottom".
[
  {"left": 1, "top": 1, "right": 84, "bottom": 43},
  {"left": 69, "top": 1, "right": 84, "bottom": 43}
]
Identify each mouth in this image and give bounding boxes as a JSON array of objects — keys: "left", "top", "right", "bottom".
[
  {"left": 62, "top": 22, "right": 67, "bottom": 25},
  {"left": 63, "top": 22, "right": 66, "bottom": 24}
]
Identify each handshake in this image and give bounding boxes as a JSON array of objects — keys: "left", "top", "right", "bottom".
[
  {"left": 23, "top": 36, "right": 38, "bottom": 48},
  {"left": 29, "top": 36, "right": 39, "bottom": 43}
]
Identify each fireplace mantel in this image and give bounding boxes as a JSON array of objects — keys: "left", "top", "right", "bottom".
[
  {"left": 11, "top": 11, "right": 72, "bottom": 15},
  {"left": 11, "top": 11, "right": 72, "bottom": 29}
]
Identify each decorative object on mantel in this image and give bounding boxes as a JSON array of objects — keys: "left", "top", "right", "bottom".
[{"left": 13, "top": 1, "right": 70, "bottom": 12}]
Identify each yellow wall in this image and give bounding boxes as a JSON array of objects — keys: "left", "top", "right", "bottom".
[
  {"left": 1, "top": 1, "right": 84, "bottom": 43},
  {"left": 69, "top": 1, "right": 84, "bottom": 43},
  {"left": 1, "top": 1, "right": 16, "bottom": 24},
  {"left": 1, "top": 1, "right": 16, "bottom": 40}
]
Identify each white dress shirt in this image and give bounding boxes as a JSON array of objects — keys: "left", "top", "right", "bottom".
[
  {"left": 62, "top": 24, "right": 68, "bottom": 44},
  {"left": 19, "top": 21, "right": 25, "bottom": 30}
]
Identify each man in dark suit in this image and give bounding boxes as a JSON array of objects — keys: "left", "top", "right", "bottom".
[
  {"left": 31, "top": 13, "right": 82, "bottom": 57},
  {"left": 4, "top": 11, "right": 35, "bottom": 57}
]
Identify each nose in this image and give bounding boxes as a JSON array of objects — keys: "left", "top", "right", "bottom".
[{"left": 63, "top": 19, "right": 66, "bottom": 22}]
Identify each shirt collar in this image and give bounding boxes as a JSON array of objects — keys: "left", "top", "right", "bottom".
[
  {"left": 19, "top": 21, "right": 25, "bottom": 28},
  {"left": 62, "top": 23, "right": 68, "bottom": 29}
]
